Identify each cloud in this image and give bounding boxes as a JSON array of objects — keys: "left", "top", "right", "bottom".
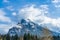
[
  {"left": 52, "top": 0, "right": 60, "bottom": 3},
  {"left": 52, "top": 0, "right": 60, "bottom": 8},
  {"left": 0, "top": 21, "right": 22, "bottom": 34},
  {"left": 18, "top": 4, "right": 60, "bottom": 33},
  {"left": 39, "top": 5, "right": 48, "bottom": 13},
  {"left": 6, "top": 6, "right": 14, "bottom": 11},
  {"left": 0, "top": 9, "right": 5, "bottom": 15},
  {"left": 41, "top": 16, "right": 60, "bottom": 28},
  {"left": 0, "top": 9, "right": 20, "bottom": 34},
  {"left": 0, "top": 16, "right": 11, "bottom": 22},
  {"left": 12, "top": 12, "right": 17, "bottom": 16},
  {"left": 0, "top": 24, "right": 12, "bottom": 34},
  {"left": 0, "top": 9, "right": 11, "bottom": 22},
  {"left": 19, "top": 5, "right": 48, "bottom": 21},
  {"left": 3, "top": 0, "right": 9, "bottom": 3}
]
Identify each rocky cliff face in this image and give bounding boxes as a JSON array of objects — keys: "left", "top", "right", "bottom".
[{"left": 8, "top": 19, "right": 59, "bottom": 38}]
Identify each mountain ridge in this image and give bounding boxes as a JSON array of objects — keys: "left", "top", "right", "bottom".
[{"left": 8, "top": 19, "right": 60, "bottom": 37}]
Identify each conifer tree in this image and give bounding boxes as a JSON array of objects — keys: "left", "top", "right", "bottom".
[{"left": 6, "top": 34, "right": 10, "bottom": 40}]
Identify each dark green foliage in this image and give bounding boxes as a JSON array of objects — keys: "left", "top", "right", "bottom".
[
  {"left": 14, "top": 34, "right": 18, "bottom": 40},
  {"left": 24, "top": 33, "right": 27, "bottom": 40},
  {"left": 6, "top": 34, "right": 18, "bottom": 40},
  {"left": 0, "top": 33, "right": 60, "bottom": 40},
  {"left": 53, "top": 35, "right": 60, "bottom": 40},
  {"left": 6, "top": 34, "right": 10, "bottom": 40},
  {"left": 23, "top": 33, "right": 38, "bottom": 40}
]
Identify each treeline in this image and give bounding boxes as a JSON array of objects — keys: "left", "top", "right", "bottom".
[
  {"left": 0, "top": 33, "right": 60, "bottom": 40},
  {"left": 23, "top": 33, "right": 39, "bottom": 40},
  {"left": 53, "top": 35, "right": 60, "bottom": 40},
  {"left": 0, "top": 33, "right": 39, "bottom": 40}
]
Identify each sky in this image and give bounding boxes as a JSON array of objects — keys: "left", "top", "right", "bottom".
[{"left": 0, "top": 0, "right": 60, "bottom": 34}]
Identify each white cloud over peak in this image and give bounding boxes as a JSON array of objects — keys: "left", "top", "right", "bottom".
[
  {"left": 0, "top": 9, "right": 11, "bottom": 22},
  {"left": 19, "top": 5, "right": 48, "bottom": 21},
  {"left": 18, "top": 4, "right": 60, "bottom": 33}
]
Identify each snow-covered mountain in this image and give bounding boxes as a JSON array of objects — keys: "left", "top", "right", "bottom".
[
  {"left": 8, "top": 19, "right": 60, "bottom": 37},
  {"left": 8, "top": 27, "right": 20, "bottom": 36}
]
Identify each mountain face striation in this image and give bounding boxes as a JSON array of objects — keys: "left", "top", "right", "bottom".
[{"left": 8, "top": 19, "right": 60, "bottom": 37}]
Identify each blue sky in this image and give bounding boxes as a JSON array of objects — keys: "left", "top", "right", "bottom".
[{"left": 0, "top": 0, "right": 60, "bottom": 34}]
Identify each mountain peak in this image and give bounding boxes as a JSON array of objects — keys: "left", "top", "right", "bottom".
[{"left": 8, "top": 19, "right": 60, "bottom": 37}]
